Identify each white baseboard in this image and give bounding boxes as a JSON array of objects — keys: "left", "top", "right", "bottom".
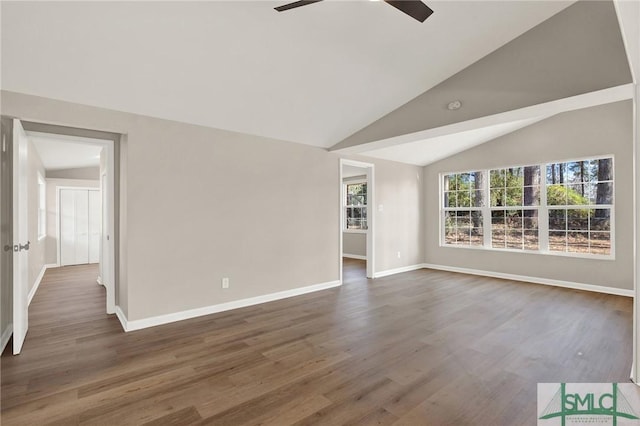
[
  {"left": 118, "top": 279, "right": 342, "bottom": 332},
  {"left": 422, "top": 263, "right": 634, "bottom": 298},
  {"left": 1, "top": 324, "right": 13, "bottom": 354},
  {"left": 373, "top": 264, "right": 425, "bottom": 278},
  {"left": 28, "top": 263, "right": 57, "bottom": 306},
  {"left": 115, "top": 305, "right": 128, "bottom": 332},
  {"left": 97, "top": 276, "right": 103, "bottom": 285},
  {"left": 343, "top": 254, "right": 366, "bottom": 260}
]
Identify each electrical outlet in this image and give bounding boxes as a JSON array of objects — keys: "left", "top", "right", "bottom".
[
  {"left": 222, "top": 277, "right": 230, "bottom": 289},
  {"left": 397, "top": 251, "right": 401, "bottom": 259}
]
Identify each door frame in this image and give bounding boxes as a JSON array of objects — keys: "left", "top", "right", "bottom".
[
  {"left": 56, "top": 186, "right": 100, "bottom": 267},
  {"left": 20, "top": 122, "right": 118, "bottom": 316},
  {"left": 339, "top": 159, "right": 375, "bottom": 281}
]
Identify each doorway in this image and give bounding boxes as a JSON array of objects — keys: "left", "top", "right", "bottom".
[
  {"left": 1, "top": 118, "right": 119, "bottom": 355},
  {"left": 340, "top": 159, "right": 375, "bottom": 283}
]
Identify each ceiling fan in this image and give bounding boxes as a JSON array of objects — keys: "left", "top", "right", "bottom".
[{"left": 275, "top": 1, "right": 434, "bottom": 23}]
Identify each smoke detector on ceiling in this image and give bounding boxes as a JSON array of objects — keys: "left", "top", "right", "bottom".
[{"left": 447, "top": 100, "right": 462, "bottom": 111}]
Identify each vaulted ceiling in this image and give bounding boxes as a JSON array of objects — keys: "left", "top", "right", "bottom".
[{"left": 1, "top": 1, "right": 574, "bottom": 148}]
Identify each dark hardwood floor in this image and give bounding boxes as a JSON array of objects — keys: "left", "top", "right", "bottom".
[{"left": 0, "top": 259, "right": 633, "bottom": 425}]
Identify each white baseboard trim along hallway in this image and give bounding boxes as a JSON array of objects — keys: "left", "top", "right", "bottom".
[
  {"left": 28, "top": 263, "right": 58, "bottom": 305},
  {"left": 422, "top": 263, "right": 634, "bottom": 297},
  {"left": 0, "top": 325, "right": 13, "bottom": 354},
  {"left": 343, "top": 254, "right": 366, "bottom": 260},
  {"left": 115, "top": 279, "right": 343, "bottom": 332}
]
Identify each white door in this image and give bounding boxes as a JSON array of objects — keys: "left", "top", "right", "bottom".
[
  {"left": 88, "top": 190, "right": 101, "bottom": 264},
  {"left": 12, "top": 119, "right": 29, "bottom": 355},
  {"left": 60, "top": 189, "right": 100, "bottom": 266}
]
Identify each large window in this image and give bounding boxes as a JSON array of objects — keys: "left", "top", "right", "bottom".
[
  {"left": 443, "top": 172, "right": 484, "bottom": 246},
  {"left": 490, "top": 166, "right": 540, "bottom": 251},
  {"left": 546, "top": 159, "right": 613, "bottom": 256},
  {"left": 37, "top": 173, "right": 46, "bottom": 240},
  {"left": 441, "top": 156, "right": 614, "bottom": 258},
  {"left": 345, "top": 182, "right": 367, "bottom": 230}
]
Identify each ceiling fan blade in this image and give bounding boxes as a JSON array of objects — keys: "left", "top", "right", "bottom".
[
  {"left": 275, "top": 0, "right": 323, "bottom": 12},
  {"left": 384, "top": 1, "right": 434, "bottom": 23}
]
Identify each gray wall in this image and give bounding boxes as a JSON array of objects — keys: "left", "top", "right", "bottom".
[
  {"left": 46, "top": 166, "right": 99, "bottom": 180},
  {"left": 343, "top": 232, "right": 366, "bottom": 257},
  {"left": 423, "top": 100, "right": 633, "bottom": 290},
  {"left": 334, "top": 0, "right": 632, "bottom": 150},
  {"left": 2, "top": 90, "right": 425, "bottom": 322},
  {"left": 45, "top": 178, "right": 100, "bottom": 265}
]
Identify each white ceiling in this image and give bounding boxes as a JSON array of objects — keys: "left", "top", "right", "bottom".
[
  {"left": 27, "top": 132, "right": 103, "bottom": 171},
  {"left": 1, "top": 1, "right": 573, "bottom": 148},
  {"left": 361, "top": 116, "right": 549, "bottom": 166}
]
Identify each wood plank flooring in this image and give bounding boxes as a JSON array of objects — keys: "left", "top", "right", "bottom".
[{"left": 0, "top": 259, "right": 633, "bottom": 425}]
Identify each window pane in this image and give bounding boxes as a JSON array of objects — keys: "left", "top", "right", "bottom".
[
  {"left": 590, "top": 232, "right": 611, "bottom": 255},
  {"left": 547, "top": 184, "right": 567, "bottom": 206},
  {"left": 549, "top": 231, "right": 566, "bottom": 252},
  {"left": 523, "top": 212, "right": 538, "bottom": 230},
  {"left": 506, "top": 167, "right": 523, "bottom": 186},
  {"left": 591, "top": 209, "right": 610, "bottom": 231},
  {"left": 594, "top": 158, "right": 613, "bottom": 182},
  {"left": 548, "top": 209, "right": 566, "bottom": 230},
  {"left": 567, "top": 208, "right": 589, "bottom": 231},
  {"left": 444, "top": 212, "right": 456, "bottom": 244},
  {"left": 492, "top": 229, "right": 505, "bottom": 248},
  {"left": 470, "top": 211, "right": 483, "bottom": 246},
  {"left": 567, "top": 184, "right": 588, "bottom": 205},
  {"left": 595, "top": 182, "right": 613, "bottom": 204},
  {"left": 471, "top": 190, "right": 485, "bottom": 207},
  {"left": 444, "top": 191, "right": 455, "bottom": 208},
  {"left": 567, "top": 231, "right": 589, "bottom": 254},
  {"left": 457, "top": 191, "right": 471, "bottom": 208},
  {"left": 505, "top": 209, "right": 522, "bottom": 229},
  {"left": 490, "top": 169, "right": 505, "bottom": 188},
  {"left": 490, "top": 189, "right": 504, "bottom": 207},
  {"left": 547, "top": 163, "right": 566, "bottom": 185},
  {"left": 507, "top": 230, "right": 523, "bottom": 249},
  {"left": 523, "top": 186, "right": 540, "bottom": 206},
  {"left": 524, "top": 230, "right": 539, "bottom": 251},
  {"left": 505, "top": 187, "right": 523, "bottom": 206}
]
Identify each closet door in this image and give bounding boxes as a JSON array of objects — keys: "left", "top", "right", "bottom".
[
  {"left": 88, "top": 190, "right": 101, "bottom": 264},
  {"left": 60, "top": 189, "right": 89, "bottom": 266}
]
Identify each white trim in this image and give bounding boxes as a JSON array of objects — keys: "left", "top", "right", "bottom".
[
  {"left": 27, "top": 263, "right": 56, "bottom": 306},
  {"left": 339, "top": 159, "right": 375, "bottom": 280},
  {"left": 97, "top": 276, "right": 103, "bottom": 285},
  {"left": 118, "top": 280, "right": 342, "bottom": 332},
  {"left": 115, "top": 305, "right": 128, "bottom": 332},
  {"left": 422, "top": 263, "right": 634, "bottom": 298},
  {"left": 331, "top": 84, "right": 635, "bottom": 154},
  {"left": 343, "top": 229, "right": 367, "bottom": 234},
  {"left": 1, "top": 325, "right": 13, "bottom": 354},
  {"left": 373, "top": 264, "right": 425, "bottom": 278},
  {"left": 343, "top": 254, "right": 366, "bottom": 260}
]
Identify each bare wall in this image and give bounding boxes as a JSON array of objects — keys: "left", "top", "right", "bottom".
[
  {"left": 343, "top": 233, "right": 366, "bottom": 257},
  {"left": 46, "top": 166, "right": 99, "bottom": 180},
  {"left": 423, "top": 100, "right": 633, "bottom": 290},
  {"left": 2, "top": 90, "right": 426, "bottom": 323}
]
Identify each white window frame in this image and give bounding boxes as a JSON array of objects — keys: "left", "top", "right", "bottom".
[
  {"left": 37, "top": 172, "right": 46, "bottom": 241},
  {"left": 344, "top": 179, "right": 368, "bottom": 234},
  {"left": 440, "top": 169, "right": 485, "bottom": 247},
  {"left": 439, "top": 155, "right": 615, "bottom": 260}
]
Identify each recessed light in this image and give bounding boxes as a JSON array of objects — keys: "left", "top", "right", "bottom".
[{"left": 447, "top": 100, "right": 462, "bottom": 111}]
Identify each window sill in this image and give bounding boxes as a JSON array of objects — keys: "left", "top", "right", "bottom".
[
  {"left": 344, "top": 229, "right": 368, "bottom": 234},
  {"left": 439, "top": 243, "right": 615, "bottom": 261}
]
